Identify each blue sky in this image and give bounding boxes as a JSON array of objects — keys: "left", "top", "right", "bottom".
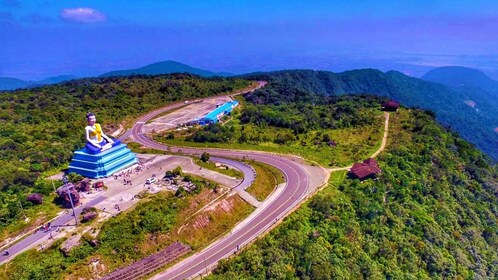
[{"left": 1, "top": 0, "right": 498, "bottom": 80}]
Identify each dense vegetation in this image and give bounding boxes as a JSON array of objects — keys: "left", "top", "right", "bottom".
[
  {"left": 0, "top": 74, "right": 249, "bottom": 233},
  {"left": 242, "top": 69, "right": 498, "bottom": 161},
  {"left": 209, "top": 108, "right": 498, "bottom": 279}
]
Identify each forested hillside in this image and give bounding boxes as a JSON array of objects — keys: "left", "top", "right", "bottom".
[
  {"left": 209, "top": 87, "right": 498, "bottom": 279},
  {"left": 0, "top": 74, "right": 249, "bottom": 232},
  {"left": 242, "top": 70, "right": 498, "bottom": 161}
]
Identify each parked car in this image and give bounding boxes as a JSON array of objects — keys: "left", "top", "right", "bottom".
[{"left": 145, "top": 177, "right": 158, "bottom": 184}]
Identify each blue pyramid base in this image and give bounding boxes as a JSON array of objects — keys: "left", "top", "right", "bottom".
[{"left": 68, "top": 143, "right": 138, "bottom": 179}]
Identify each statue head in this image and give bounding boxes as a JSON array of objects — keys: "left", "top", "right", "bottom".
[{"left": 86, "top": 112, "right": 96, "bottom": 125}]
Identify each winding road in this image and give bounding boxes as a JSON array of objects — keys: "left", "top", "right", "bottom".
[
  {"left": 131, "top": 103, "right": 314, "bottom": 280},
  {"left": 0, "top": 80, "right": 390, "bottom": 280},
  {"left": 125, "top": 83, "right": 390, "bottom": 279}
]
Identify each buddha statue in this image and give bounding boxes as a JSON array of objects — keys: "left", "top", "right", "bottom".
[{"left": 85, "top": 112, "right": 121, "bottom": 154}]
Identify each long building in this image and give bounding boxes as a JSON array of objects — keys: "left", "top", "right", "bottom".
[{"left": 198, "top": 100, "right": 239, "bottom": 125}]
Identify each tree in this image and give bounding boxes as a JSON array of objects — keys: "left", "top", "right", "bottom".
[{"left": 201, "top": 152, "right": 210, "bottom": 162}]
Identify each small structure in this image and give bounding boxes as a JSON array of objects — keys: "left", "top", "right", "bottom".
[
  {"left": 27, "top": 193, "right": 43, "bottom": 205},
  {"left": 56, "top": 183, "right": 81, "bottom": 208},
  {"left": 349, "top": 158, "right": 382, "bottom": 180},
  {"left": 381, "top": 100, "right": 400, "bottom": 111}
]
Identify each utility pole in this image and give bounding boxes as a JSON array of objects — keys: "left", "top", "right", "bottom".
[
  {"left": 62, "top": 175, "right": 78, "bottom": 225},
  {"left": 19, "top": 201, "right": 27, "bottom": 220}
]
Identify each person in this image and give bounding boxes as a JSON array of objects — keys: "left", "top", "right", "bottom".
[{"left": 85, "top": 112, "right": 121, "bottom": 154}]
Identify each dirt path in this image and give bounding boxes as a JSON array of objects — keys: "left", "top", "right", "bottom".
[{"left": 371, "top": 112, "right": 390, "bottom": 159}]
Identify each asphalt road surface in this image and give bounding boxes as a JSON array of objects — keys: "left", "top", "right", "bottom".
[{"left": 0, "top": 195, "right": 106, "bottom": 264}]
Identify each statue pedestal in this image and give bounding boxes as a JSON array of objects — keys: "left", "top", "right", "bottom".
[{"left": 68, "top": 143, "right": 138, "bottom": 179}]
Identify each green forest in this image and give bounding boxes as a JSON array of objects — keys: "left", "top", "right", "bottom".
[
  {"left": 242, "top": 70, "right": 498, "bottom": 162},
  {"left": 0, "top": 74, "right": 249, "bottom": 234},
  {"left": 208, "top": 106, "right": 498, "bottom": 280},
  {"left": 1, "top": 71, "right": 497, "bottom": 279}
]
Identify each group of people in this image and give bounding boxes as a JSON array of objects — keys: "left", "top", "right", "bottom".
[{"left": 113, "top": 163, "right": 148, "bottom": 181}]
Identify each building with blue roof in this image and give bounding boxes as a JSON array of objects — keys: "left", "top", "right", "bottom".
[{"left": 198, "top": 100, "right": 239, "bottom": 125}]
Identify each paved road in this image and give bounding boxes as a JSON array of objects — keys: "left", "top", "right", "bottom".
[
  {"left": 0, "top": 195, "right": 106, "bottom": 264},
  {"left": 118, "top": 81, "right": 266, "bottom": 142},
  {"left": 210, "top": 156, "right": 261, "bottom": 207},
  {"left": 129, "top": 99, "right": 312, "bottom": 279}
]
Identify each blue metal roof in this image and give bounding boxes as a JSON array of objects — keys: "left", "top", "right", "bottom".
[{"left": 201, "top": 101, "right": 238, "bottom": 122}]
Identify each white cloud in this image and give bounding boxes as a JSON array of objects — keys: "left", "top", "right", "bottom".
[{"left": 60, "top": 8, "right": 106, "bottom": 23}]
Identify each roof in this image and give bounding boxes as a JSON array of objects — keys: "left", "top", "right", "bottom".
[
  {"left": 202, "top": 101, "right": 238, "bottom": 121},
  {"left": 350, "top": 158, "right": 381, "bottom": 180},
  {"left": 382, "top": 100, "right": 400, "bottom": 110}
]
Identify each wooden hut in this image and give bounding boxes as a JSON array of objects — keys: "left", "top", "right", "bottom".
[
  {"left": 349, "top": 158, "right": 382, "bottom": 180},
  {"left": 381, "top": 100, "right": 400, "bottom": 111}
]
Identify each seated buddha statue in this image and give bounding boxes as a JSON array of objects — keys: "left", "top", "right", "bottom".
[{"left": 85, "top": 112, "right": 121, "bottom": 154}]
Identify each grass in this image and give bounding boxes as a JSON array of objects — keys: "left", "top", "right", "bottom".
[
  {"left": 323, "top": 170, "right": 348, "bottom": 194},
  {"left": 194, "top": 159, "right": 244, "bottom": 179},
  {"left": 0, "top": 194, "right": 61, "bottom": 250},
  {"left": 245, "top": 161, "right": 284, "bottom": 201},
  {"left": 155, "top": 113, "right": 385, "bottom": 168}
]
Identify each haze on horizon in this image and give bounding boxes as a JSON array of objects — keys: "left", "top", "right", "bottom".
[{"left": 1, "top": 0, "right": 498, "bottom": 80}]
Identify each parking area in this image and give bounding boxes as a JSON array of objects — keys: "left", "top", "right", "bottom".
[
  {"left": 142, "top": 96, "right": 233, "bottom": 133},
  {"left": 94, "top": 154, "right": 239, "bottom": 214}
]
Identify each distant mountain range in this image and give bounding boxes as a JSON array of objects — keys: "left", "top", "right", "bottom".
[
  {"left": 0, "top": 75, "right": 78, "bottom": 91},
  {"left": 0, "top": 61, "right": 231, "bottom": 91},
  {"left": 99, "top": 60, "right": 232, "bottom": 78},
  {"left": 243, "top": 67, "right": 498, "bottom": 161}
]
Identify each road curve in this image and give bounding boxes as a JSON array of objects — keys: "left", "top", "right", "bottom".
[{"left": 129, "top": 104, "right": 312, "bottom": 278}]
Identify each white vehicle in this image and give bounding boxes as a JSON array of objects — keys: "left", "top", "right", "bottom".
[{"left": 145, "top": 177, "right": 158, "bottom": 184}]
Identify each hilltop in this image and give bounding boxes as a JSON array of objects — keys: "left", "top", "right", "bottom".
[
  {"left": 0, "top": 74, "right": 250, "bottom": 236},
  {"left": 242, "top": 69, "right": 498, "bottom": 161},
  {"left": 99, "top": 60, "right": 231, "bottom": 78},
  {"left": 208, "top": 77, "right": 498, "bottom": 280},
  {"left": 422, "top": 66, "right": 498, "bottom": 92}
]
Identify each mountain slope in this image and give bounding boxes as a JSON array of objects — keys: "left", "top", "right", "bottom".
[
  {"left": 100, "top": 60, "right": 229, "bottom": 77},
  {"left": 422, "top": 66, "right": 498, "bottom": 91},
  {"left": 243, "top": 69, "right": 498, "bottom": 161},
  {"left": 210, "top": 104, "right": 498, "bottom": 279},
  {"left": 39, "top": 75, "right": 78, "bottom": 85},
  {"left": 0, "top": 77, "right": 37, "bottom": 90},
  {"left": 0, "top": 75, "right": 78, "bottom": 91}
]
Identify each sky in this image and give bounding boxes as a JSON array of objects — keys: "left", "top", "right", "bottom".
[{"left": 1, "top": 0, "right": 498, "bottom": 80}]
